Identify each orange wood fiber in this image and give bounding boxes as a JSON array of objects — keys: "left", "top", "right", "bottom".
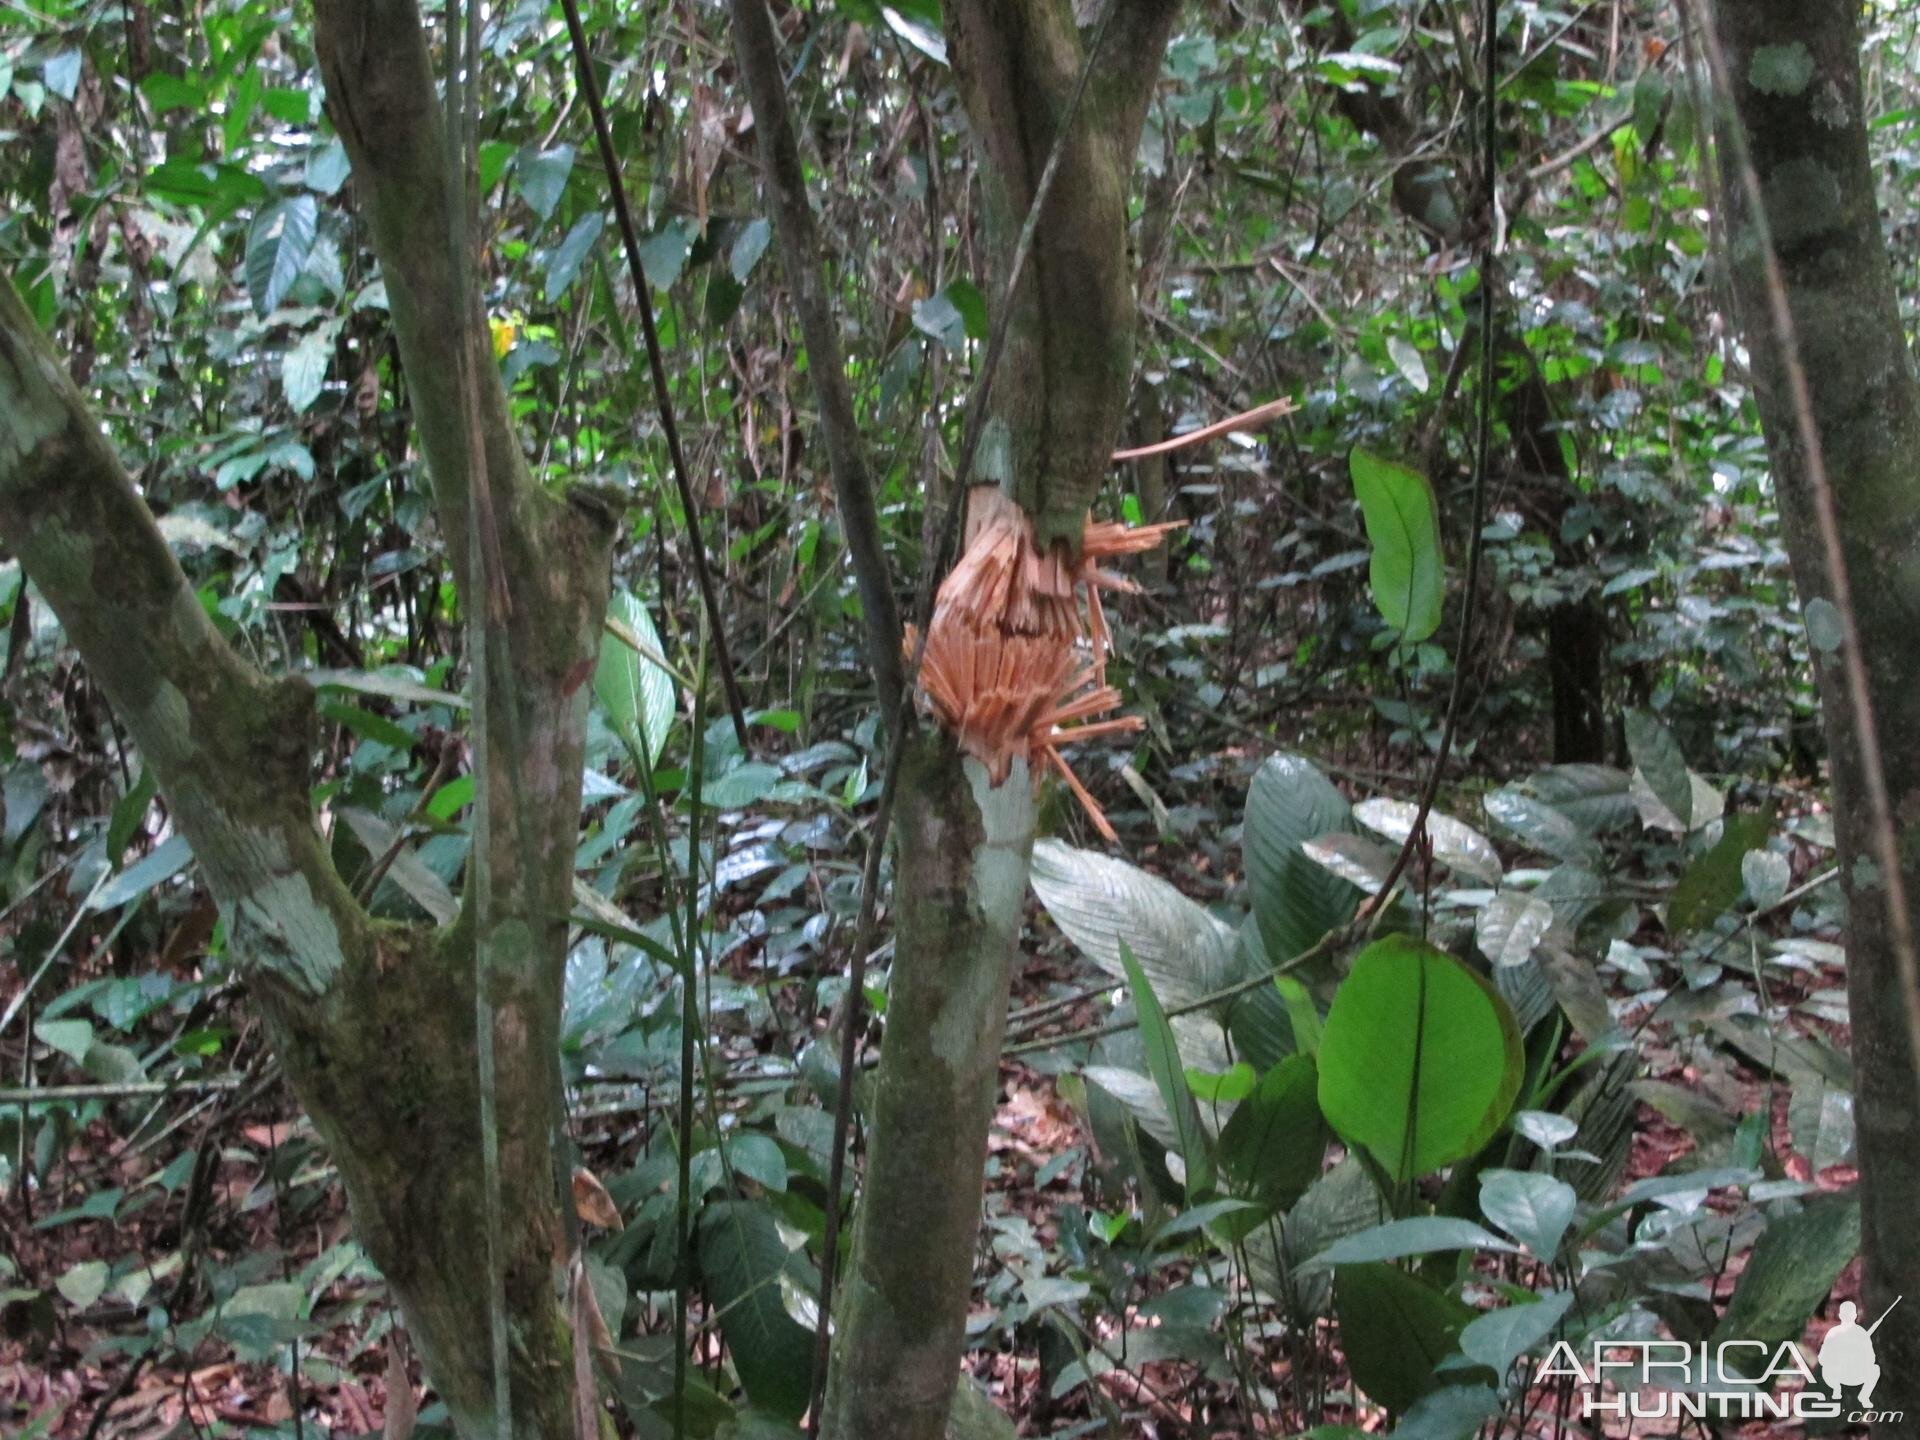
[{"left": 910, "top": 488, "right": 1183, "bottom": 843}]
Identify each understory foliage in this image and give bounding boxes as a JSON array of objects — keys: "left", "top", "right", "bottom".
[{"left": 3, "top": 0, "right": 1919, "bottom": 1437}]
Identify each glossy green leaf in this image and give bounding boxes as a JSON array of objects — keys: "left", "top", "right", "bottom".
[
  {"left": 1317, "top": 937, "right": 1524, "bottom": 1181},
  {"left": 1348, "top": 447, "right": 1444, "bottom": 643}
]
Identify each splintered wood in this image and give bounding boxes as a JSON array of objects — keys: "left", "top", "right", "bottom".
[{"left": 911, "top": 488, "right": 1182, "bottom": 843}]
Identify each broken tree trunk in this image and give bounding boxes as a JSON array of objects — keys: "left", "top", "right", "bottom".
[{"left": 815, "top": 4, "right": 1180, "bottom": 1437}]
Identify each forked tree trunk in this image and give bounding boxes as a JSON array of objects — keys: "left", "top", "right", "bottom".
[
  {"left": 814, "top": 4, "right": 1178, "bottom": 1437},
  {"left": 0, "top": 0, "right": 613, "bottom": 1432},
  {"left": 1710, "top": 0, "right": 1920, "bottom": 1419}
]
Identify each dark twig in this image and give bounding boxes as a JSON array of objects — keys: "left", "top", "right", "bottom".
[{"left": 558, "top": 0, "right": 752, "bottom": 750}]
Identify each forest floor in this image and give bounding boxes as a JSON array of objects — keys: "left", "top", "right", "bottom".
[{"left": 0, "top": 795, "right": 1866, "bottom": 1440}]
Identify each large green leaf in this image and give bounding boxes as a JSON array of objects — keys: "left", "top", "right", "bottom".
[
  {"left": 1030, "top": 839, "right": 1238, "bottom": 1011},
  {"left": 696, "top": 1200, "right": 814, "bottom": 1422},
  {"left": 1667, "top": 810, "right": 1771, "bottom": 934},
  {"left": 1119, "top": 940, "right": 1215, "bottom": 1195},
  {"left": 1348, "top": 447, "right": 1444, "bottom": 643},
  {"left": 1713, "top": 1191, "right": 1860, "bottom": 1350},
  {"left": 245, "top": 194, "right": 318, "bottom": 317},
  {"left": 1334, "top": 1262, "right": 1474, "bottom": 1413},
  {"left": 1317, "top": 937, "right": 1523, "bottom": 1182},
  {"left": 1243, "top": 754, "right": 1360, "bottom": 963},
  {"left": 596, "top": 590, "right": 677, "bottom": 768}
]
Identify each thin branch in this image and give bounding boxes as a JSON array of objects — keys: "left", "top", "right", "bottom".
[{"left": 558, "top": 0, "right": 753, "bottom": 751}]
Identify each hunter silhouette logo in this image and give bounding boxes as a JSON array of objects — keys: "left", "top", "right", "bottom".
[
  {"left": 1819, "top": 1298, "right": 1898, "bottom": 1408},
  {"left": 1539, "top": 1291, "right": 1905, "bottom": 1425}
]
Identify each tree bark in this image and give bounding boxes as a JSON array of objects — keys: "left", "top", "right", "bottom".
[
  {"left": 2, "top": 0, "right": 615, "bottom": 1431},
  {"left": 1709, "top": 0, "right": 1920, "bottom": 1420},
  {"left": 813, "top": 5, "right": 1178, "bottom": 1437}
]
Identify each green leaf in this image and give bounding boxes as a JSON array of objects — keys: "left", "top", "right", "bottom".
[
  {"left": 107, "top": 768, "right": 157, "bottom": 863},
  {"left": 141, "top": 72, "right": 202, "bottom": 113},
  {"left": 90, "top": 834, "right": 193, "bottom": 910},
  {"left": 282, "top": 323, "right": 335, "bottom": 413},
  {"left": 1243, "top": 754, "right": 1360, "bottom": 963},
  {"left": 1668, "top": 810, "right": 1771, "bottom": 934},
  {"left": 35, "top": 1018, "right": 95, "bottom": 1065},
  {"left": 730, "top": 218, "right": 772, "bottom": 282},
  {"left": 56, "top": 1259, "right": 109, "bottom": 1309},
  {"left": 1458, "top": 1290, "right": 1575, "bottom": 1375},
  {"left": 595, "top": 591, "right": 677, "bottom": 768},
  {"left": 697, "top": 1200, "right": 814, "bottom": 1421},
  {"left": 303, "top": 139, "right": 351, "bottom": 195},
  {"left": 1119, "top": 939, "right": 1215, "bottom": 1195},
  {"left": 911, "top": 289, "right": 972, "bottom": 354},
  {"left": 1310, "top": 1217, "right": 1518, "bottom": 1269},
  {"left": 1483, "top": 788, "right": 1601, "bottom": 866},
  {"left": 638, "top": 219, "right": 695, "bottom": 289},
  {"left": 880, "top": 3, "right": 947, "bottom": 64},
  {"left": 43, "top": 49, "right": 81, "bottom": 101},
  {"left": 1477, "top": 1169, "right": 1577, "bottom": 1259},
  {"left": 1348, "top": 448, "right": 1444, "bottom": 644},
  {"left": 545, "top": 211, "right": 605, "bottom": 302},
  {"left": 1334, "top": 1262, "right": 1474, "bottom": 1413},
  {"left": 1217, "top": 1054, "right": 1326, "bottom": 1207},
  {"left": 1474, "top": 892, "right": 1553, "bottom": 968},
  {"left": 1624, "top": 709, "right": 1691, "bottom": 830},
  {"left": 1387, "top": 335, "right": 1429, "bottom": 393},
  {"left": 1317, "top": 937, "right": 1523, "bottom": 1182},
  {"left": 514, "top": 144, "right": 575, "bottom": 221},
  {"left": 1713, "top": 1191, "right": 1859, "bottom": 1349},
  {"left": 1392, "top": 1385, "right": 1504, "bottom": 1440},
  {"left": 245, "top": 195, "right": 318, "bottom": 317},
  {"left": 726, "top": 1133, "right": 789, "bottom": 1193},
  {"left": 1030, "top": 839, "right": 1238, "bottom": 1014}
]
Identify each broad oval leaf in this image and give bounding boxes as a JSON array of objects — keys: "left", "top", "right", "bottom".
[
  {"left": 1316, "top": 937, "right": 1524, "bottom": 1181},
  {"left": 1216, "top": 1053, "right": 1327, "bottom": 1207},
  {"left": 1333, "top": 1262, "right": 1474, "bottom": 1413},
  {"left": 1348, "top": 447, "right": 1444, "bottom": 643},
  {"left": 1483, "top": 788, "right": 1601, "bottom": 865},
  {"left": 1623, "top": 709, "right": 1692, "bottom": 830},
  {"left": 696, "top": 1199, "right": 814, "bottom": 1421}
]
